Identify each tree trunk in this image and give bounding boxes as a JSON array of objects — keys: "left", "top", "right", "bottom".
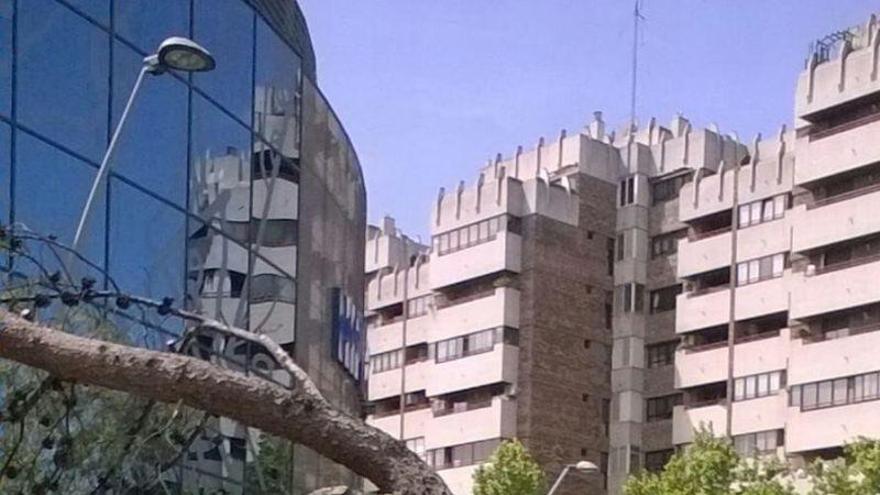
[{"left": 0, "top": 310, "right": 450, "bottom": 495}]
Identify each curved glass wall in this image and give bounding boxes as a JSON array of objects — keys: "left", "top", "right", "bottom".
[{"left": 0, "top": 0, "right": 366, "bottom": 493}]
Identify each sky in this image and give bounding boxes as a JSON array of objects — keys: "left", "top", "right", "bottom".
[{"left": 298, "top": 0, "right": 878, "bottom": 240}]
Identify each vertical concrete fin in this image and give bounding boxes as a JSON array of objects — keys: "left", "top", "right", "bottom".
[
  {"left": 455, "top": 180, "right": 465, "bottom": 220},
  {"left": 718, "top": 161, "right": 727, "bottom": 202},
  {"left": 807, "top": 52, "right": 820, "bottom": 103},
  {"left": 536, "top": 137, "right": 545, "bottom": 177},
  {"left": 496, "top": 166, "right": 506, "bottom": 205},
  {"left": 514, "top": 145, "right": 523, "bottom": 179},
  {"left": 557, "top": 129, "right": 566, "bottom": 170},
  {"left": 648, "top": 116, "right": 657, "bottom": 145},
  {"left": 494, "top": 152, "right": 503, "bottom": 177},
  {"left": 869, "top": 14, "right": 877, "bottom": 46},
  {"left": 475, "top": 172, "right": 485, "bottom": 214},
  {"left": 693, "top": 167, "right": 703, "bottom": 208},
  {"left": 435, "top": 187, "right": 445, "bottom": 226},
  {"left": 839, "top": 39, "right": 854, "bottom": 92},
  {"left": 683, "top": 121, "right": 692, "bottom": 165},
  {"left": 750, "top": 133, "right": 762, "bottom": 192},
  {"left": 776, "top": 124, "right": 787, "bottom": 185},
  {"left": 659, "top": 135, "right": 667, "bottom": 173},
  {"left": 872, "top": 20, "right": 880, "bottom": 81}
]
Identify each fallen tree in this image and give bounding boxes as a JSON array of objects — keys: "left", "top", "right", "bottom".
[{"left": 0, "top": 308, "right": 451, "bottom": 495}]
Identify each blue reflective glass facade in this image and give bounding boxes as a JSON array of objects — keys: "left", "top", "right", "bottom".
[{"left": 0, "top": 0, "right": 366, "bottom": 492}]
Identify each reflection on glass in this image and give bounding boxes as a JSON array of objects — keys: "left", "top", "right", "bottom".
[
  {"left": 187, "top": 93, "right": 251, "bottom": 327},
  {"left": 108, "top": 176, "right": 185, "bottom": 319},
  {"left": 112, "top": 41, "right": 188, "bottom": 206},
  {"left": 17, "top": 0, "right": 109, "bottom": 161},
  {"left": 254, "top": 17, "right": 301, "bottom": 157},
  {"left": 193, "top": 0, "right": 254, "bottom": 123},
  {"left": 112, "top": 0, "right": 189, "bottom": 55},
  {"left": 14, "top": 131, "right": 105, "bottom": 271},
  {"left": 0, "top": 1, "right": 12, "bottom": 117}
]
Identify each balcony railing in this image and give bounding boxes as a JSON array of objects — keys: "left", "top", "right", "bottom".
[
  {"left": 814, "top": 251, "right": 880, "bottom": 275},
  {"left": 689, "top": 225, "right": 732, "bottom": 242},
  {"left": 687, "top": 283, "right": 730, "bottom": 298},
  {"left": 803, "top": 321, "right": 880, "bottom": 344},
  {"left": 432, "top": 398, "right": 494, "bottom": 418},
  {"left": 685, "top": 398, "right": 727, "bottom": 410},
  {"left": 809, "top": 181, "right": 880, "bottom": 210},
  {"left": 682, "top": 340, "right": 728, "bottom": 354},
  {"left": 734, "top": 329, "right": 781, "bottom": 344}
]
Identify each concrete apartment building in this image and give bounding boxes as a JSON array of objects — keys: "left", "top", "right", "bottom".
[
  {"left": 672, "top": 10, "right": 880, "bottom": 473},
  {"left": 364, "top": 111, "right": 739, "bottom": 494}
]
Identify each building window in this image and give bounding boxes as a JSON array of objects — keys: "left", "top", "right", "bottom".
[
  {"left": 617, "top": 283, "right": 645, "bottom": 313},
  {"left": 433, "top": 327, "right": 518, "bottom": 363},
  {"left": 607, "top": 237, "right": 616, "bottom": 276},
  {"left": 370, "top": 349, "right": 402, "bottom": 374},
  {"left": 432, "top": 383, "right": 505, "bottom": 417},
  {"left": 602, "top": 399, "right": 611, "bottom": 436},
  {"left": 619, "top": 176, "right": 636, "bottom": 206},
  {"left": 406, "top": 437, "right": 426, "bottom": 460},
  {"left": 734, "top": 370, "right": 785, "bottom": 401},
  {"left": 646, "top": 340, "right": 677, "bottom": 368},
  {"left": 790, "top": 370, "right": 880, "bottom": 411},
  {"left": 425, "top": 438, "right": 502, "bottom": 470},
  {"left": 646, "top": 394, "right": 682, "bottom": 422},
  {"left": 736, "top": 253, "right": 786, "bottom": 286},
  {"left": 645, "top": 449, "right": 674, "bottom": 472},
  {"left": 650, "top": 284, "right": 682, "bottom": 313},
  {"left": 616, "top": 233, "right": 626, "bottom": 261},
  {"left": 407, "top": 295, "right": 433, "bottom": 318},
  {"left": 652, "top": 174, "right": 691, "bottom": 205},
  {"left": 651, "top": 230, "right": 685, "bottom": 258},
  {"left": 432, "top": 214, "right": 521, "bottom": 256},
  {"left": 737, "top": 194, "right": 787, "bottom": 228},
  {"left": 733, "top": 430, "right": 784, "bottom": 457}
]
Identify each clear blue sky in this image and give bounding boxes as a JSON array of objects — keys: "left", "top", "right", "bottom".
[{"left": 298, "top": 0, "right": 878, "bottom": 240}]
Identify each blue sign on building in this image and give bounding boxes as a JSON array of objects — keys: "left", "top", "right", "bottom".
[{"left": 331, "top": 287, "right": 364, "bottom": 382}]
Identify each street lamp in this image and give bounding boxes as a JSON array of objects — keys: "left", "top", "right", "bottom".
[
  {"left": 71, "top": 36, "right": 215, "bottom": 255},
  {"left": 547, "top": 460, "right": 600, "bottom": 495}
]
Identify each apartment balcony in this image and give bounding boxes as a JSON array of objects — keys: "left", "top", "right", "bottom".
[
  {"left": 790, "top": 257, "right": 880, "bottom": 321},
  {"left": 368, "top": 359, "right": 430, "bottom": 401},
  {"left": 425, "top": 397, "right": 517, "bottom": 449},
  {"left": 676, "top": 287, "right": 730, "bottom": 334},
  {"left": 672, "top": 403, "right": 727, "bottom": 445},
  {"left": 795, "top": 45, "right": 880, "bottom": 126},
  {"left": 430, "top": 232, "right": 521, "bottom": 290},
  {"left": 367, "top": 314, "right": 431, "bottom": 355},
  {"left": 794, "top": 117, "right": 880, "bottom": 186},
  {"left": 791, "top": 187, "right": 880, "bottom": 253},
  {"left": 677, "top": 231, "right": 731, "bottom": 279},
  {"left": 438, "top": 466, "right": 480, "bottom": 495},
  {"left": 367, "top": 406, "right": 432, "bottom": 440},
  {"left": 731, "top": 394, "right": 787, "bottom": 437},
  {"left": 432, "top": 287, "right": 520, "bottom": 342},
  {"left": 787, "top": 400, "right": 880, "bottom": 454},
  {"left": 789, "top": 327, "right": 880, "bottom": 386},
  {"left": 675, "top": 330, "right": 789, "bottom": 389},
  {"left": 427, "top": 344, "right": 518, "bottom": 397}
]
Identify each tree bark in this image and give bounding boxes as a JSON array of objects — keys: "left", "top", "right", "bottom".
[{"left": 0, "top": 309, "right": 450, "bottom": 495}]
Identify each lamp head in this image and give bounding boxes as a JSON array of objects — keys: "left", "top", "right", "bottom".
[
  {"left": 155, "top": 36, "right": 215, "bottom": 72},
  {"left": 573, "top": 460, "right": 600, "bottom": 473}
]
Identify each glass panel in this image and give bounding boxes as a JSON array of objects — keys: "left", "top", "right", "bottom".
[
  {"left": 745, "top": 376, "right": 756, "bottom": 399},
  {"left": 112, "top": 41, "right": 188, "bottom": 206},
  {"left": 188, "top": 94, "right": 252, "bottom": 325},
  {"left": 762, "top": 198, "right": 774, "bottom": 222},
  {"left": 108, "top": 177, "right": 186, "bottom": 343},
  {"left": 737, "top": 262, "right": 748, "bottom": 286},
  {"left": 757, "top": 374, "right": 769, "bottom": 396},
  {"left": 64, "top": 0, "right": 109, "bottom": 24},
  {"left": 254, "top": 17, "right": 301, "bottom": 157},
  {"left": 0, "top": 1, "right": 11, "bottom": 117},
  {"left": 113, "top": 0, "right": 189, "bottom": 55},
  {"left": 18, "top": 0, "right": 109, "bottom": 161},
  {"left": 802, "top": 383, "right": 817, "bottom": 410},
  {"left": 833, "top": 378, "right": 848, "bottom": 405},
  {"left": 790, "top": 384, "right": 801, "bottom": 408},
  {"left": 817, "top": 380, "right": 832, "bottom": 407},
  {"left": 0, "top": 122, "right": 8, "bottom": 230},
  {"left": 774, "top": 195, "right": 786, "bottom": 219},
  {"left": 769, "top": 371, "right": 781, "bottom": 392},
  {"left": 866, "top": 373, "right": 879, "bottom": 400},
  {"left": 750, "top": 202, "right": 762, "bottom": 225},
  {"left": 735, "top": 378, "right": 745, "bottom": 401},
  {"left": 14, "top": 132, "right": 105, "bottom": 273},
  {"left": 748, "top": 260, "right": 760, "bottom": 283},
  {"left": 193, "top": 0, "right": 254, "bottom": 124},
  {"left": 738, "top": 204, "right": 750, "bottom": 228},
  {"left": 772, "top": 254, "right": 785, "bottom": 277}
]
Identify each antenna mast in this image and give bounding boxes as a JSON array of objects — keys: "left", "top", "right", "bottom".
[{"left": 629, "top": 0, "right": 644, "bottom": 134}]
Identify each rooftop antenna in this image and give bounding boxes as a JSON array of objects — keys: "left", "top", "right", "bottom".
[{"left": 629, "top": 0, "right": 645, "bottom": 135}]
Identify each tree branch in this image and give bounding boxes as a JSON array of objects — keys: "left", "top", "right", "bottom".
[{"left": 0, "top": 309, "right": 450, "bottom": 495}]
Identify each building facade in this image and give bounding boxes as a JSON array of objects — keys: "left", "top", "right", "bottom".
[
  {"left": 672, "top": 11, "right": 880, "bottom": 472},
  {"left": 363, "top": 111, "right": 742, "bottom": 494},
  {"left": 0, "top": 0, "right": 366, "bottom": 493}
]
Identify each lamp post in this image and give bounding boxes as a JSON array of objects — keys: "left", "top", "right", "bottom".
[
  {"left": 71, "top": 37, "right": 215, "bottom": 256},
  {"left": 547, "top": 460, "right": 600, "bottom": 495}
]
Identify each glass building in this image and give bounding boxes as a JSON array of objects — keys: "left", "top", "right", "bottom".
[{"left": 0, "top": 0, "right": 366, "bottom": 492}]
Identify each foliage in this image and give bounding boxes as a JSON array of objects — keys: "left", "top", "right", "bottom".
[
  {"left": 808, "top": 438, "right": 880, "bottom": 495},
  {"left": 623, "top": 430, "right": 795, "bottom": 495},
  {"left": 472, "top": 439, "right": 546, "bottom": 495}
]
